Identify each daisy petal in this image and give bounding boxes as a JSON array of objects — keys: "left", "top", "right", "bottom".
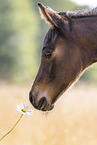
[
  {"left": 25, "top": 105, "right": 30, "bottom": 110},
  {"left": 26, "top": 112, "right": 33, "bottom": 115},
  {"left": 21, "top": 103, "right": 24, "bottom": 108},
  {"left": 16, "top": 105, "right": 22, "bottom": 111}
]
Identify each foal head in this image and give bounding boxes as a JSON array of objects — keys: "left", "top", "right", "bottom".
[{"left": 29, "top": 3, "right": 83, "bottom": 111}]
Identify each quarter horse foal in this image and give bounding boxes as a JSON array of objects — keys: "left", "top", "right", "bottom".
[{"left": 29, "top": 3, "right": 97, "bottom": 111}]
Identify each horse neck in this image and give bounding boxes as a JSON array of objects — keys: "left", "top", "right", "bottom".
[{"left": 71, "top": 16, "right": 97, "bottom": 68}]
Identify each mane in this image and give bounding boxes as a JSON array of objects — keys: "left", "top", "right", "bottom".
[{"left": 58, "top": 7, "right": 97, "bottom": 19}]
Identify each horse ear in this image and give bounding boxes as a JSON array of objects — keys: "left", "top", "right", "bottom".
[{"left": 38, "top": 2, "right": 68, "bottom": 30}]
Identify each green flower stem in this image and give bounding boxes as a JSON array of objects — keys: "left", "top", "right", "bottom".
[{"left": 0, "top": 114, "right": 23, "bottom": 141}]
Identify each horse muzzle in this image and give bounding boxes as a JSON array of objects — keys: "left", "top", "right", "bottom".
[{"left": 29, "top": 91, "right": 54, "bottom": 111}]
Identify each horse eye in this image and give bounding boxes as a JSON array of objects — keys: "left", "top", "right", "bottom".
[{"left": 43, "top": 51, "right": 52, "bottom": 58}]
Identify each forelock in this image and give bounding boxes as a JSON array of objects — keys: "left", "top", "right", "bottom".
[{"left": 43, "top": 27, "right": 59, "bottom": 48}]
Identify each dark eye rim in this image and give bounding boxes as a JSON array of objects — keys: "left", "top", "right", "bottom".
[
  {"left": 43, "top": 51, "right": 52, "bottom": 58},
  {"left": 42, "top": 48, "right": 54, "bottom": 59}
]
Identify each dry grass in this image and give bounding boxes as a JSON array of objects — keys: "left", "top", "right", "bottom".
[{"left": 0, "top": 83, "right": 97, "bottom": 145}]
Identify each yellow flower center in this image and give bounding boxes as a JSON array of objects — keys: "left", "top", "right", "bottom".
[{"left": 22, "top": 109, "right": 27, "bottom": 112}]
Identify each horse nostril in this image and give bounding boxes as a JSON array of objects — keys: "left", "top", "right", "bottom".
[
  {"left": 38, "top": 97, "right": 47, "bottom": 110},
  {"left": 29, "top": 91, "right": 34, "bottom": 105}
]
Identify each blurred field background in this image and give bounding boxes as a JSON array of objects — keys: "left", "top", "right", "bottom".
[
  {"left": 1, "top": 84, "right": 97, "bottom": 145},
  {"left": 1, "top": 0, "right": 97, "bottom": 145}
]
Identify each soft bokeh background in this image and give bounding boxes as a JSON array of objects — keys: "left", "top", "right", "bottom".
[{"left": 1, "top": 0, "right": 97, "bottom": 145}]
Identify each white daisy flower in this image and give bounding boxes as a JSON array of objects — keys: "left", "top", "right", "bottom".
[
  {"left": 17, "top": 104, "right": 34, "bottom": 115},
  {"left": 0, "top": 104, "right": 34, "bottom": 141}
]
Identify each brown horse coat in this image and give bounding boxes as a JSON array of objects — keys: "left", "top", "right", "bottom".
[{"left": 29, "top": 3, "right": 97, "bottom": 111}]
